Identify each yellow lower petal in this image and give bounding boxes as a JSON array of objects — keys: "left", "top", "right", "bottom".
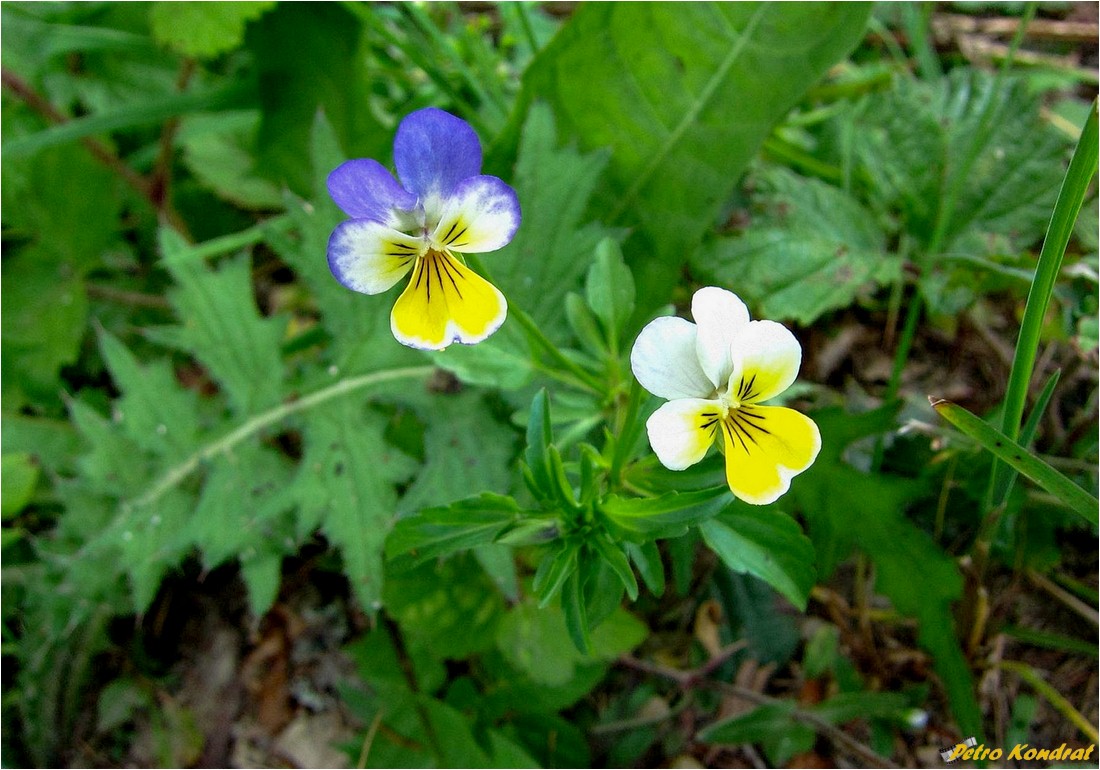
[
  {"left": 720, "top": 405, "right": 820, "bottom": 505},
  {"left": 390, "top": 250, "right": 507, "bottom": 350}
]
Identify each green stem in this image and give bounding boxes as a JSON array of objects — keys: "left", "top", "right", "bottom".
[
  {"left": 998, "top": 2, "right": 1037, "bottom": 77},
  {"left": 129, "top": 366, "right": 434, "bottom": 509},
  {"left": 161, "top": 215, "right": 294, "bottom": 266},
  {"left": 872, "top": 293, "right": 921, "bottom": 469},
  {"left": 510, "top": 306, "right": 605, "bottom": 393}
]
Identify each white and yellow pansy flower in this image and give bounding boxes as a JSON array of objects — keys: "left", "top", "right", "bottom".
[
  {"left": 326, "top": 108, "right": 521, "bottom": 350},
  {"left": 630, "top": 287, "right": 821, "bottom": 505}
]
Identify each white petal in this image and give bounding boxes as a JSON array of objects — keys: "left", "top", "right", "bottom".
[
  {"left": 691, "top": 287, "right": 750, "bottom": 389},
  {"left": 429, "top": 175, "right": 520, "bottom": 254},
  {"left": 328, "top": 220, "right": 422, "bottom": 294},
  {"left": 646, "top": 398, "right": 722, "bottom": 471},
  {"left": 630, "top": 317, "right": 715, "bottom": 400},
  {"left": 728, "top": 320, "right": 802, "bottom": 404}
]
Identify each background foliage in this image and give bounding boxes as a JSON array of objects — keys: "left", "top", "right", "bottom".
[{"left": 2, "top": 2, "right": 1097, "bottom": 767}]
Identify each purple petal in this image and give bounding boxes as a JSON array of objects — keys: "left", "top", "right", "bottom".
[
  {"left": 327, "top": 159, "right": 417, "bottom": 223},
  {"left": 393, "top": 108, "right": 482, "bottom": 201}
]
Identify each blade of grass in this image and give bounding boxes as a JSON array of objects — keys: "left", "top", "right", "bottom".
[
  {"left": 930, "top": 398, "right": 1098, "bottom": 524},
  {"left": 900, "top": 3, "right": 942, "bottom": 80},
  {"left": 1, "top": 81, "right": 250, "bottom": 159},
  {"left": 1000, "top": 100, "right": 1098, "bottom": 443},
  {"left": 988, "top": 369, "right": 1060, "bottom": 507}
]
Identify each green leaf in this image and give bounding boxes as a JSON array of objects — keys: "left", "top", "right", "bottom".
[
  {"left": 495, "top": 600, "right": 645, "bottom": 686},
  {"left": 561, "top": 569, "right": 591, "bottom": 654},
  {"left": 385, "top": 555, "right": 505, "bottom": 660},
  {"left": 599, "top": 487, "right": 730, "bottom": 541},
  {"left": 432, "top": 322, "right": 534, "bottom": 390},
  {"left": 150, "top": 2, "right": 275, "bottom": 58},
  {"left": 585, "top": 238, "right": 635, "bottom": 346},
  {"left": 518, "top": 3, "right": 872, "bottom": 307},
  {"left": 698, "top": 703, "right": 815, "bottom": 766},
  {"left": 386, "top": 494, "right": 523, "bottom": 564},
  {"left": 179, "top": 111, "right": 283, "bottom": 210},
  {"left": 932, "top": 398, "right": 1098, "bottom": 524},
  {"left": 1, "top": 453, "right": 39, "bottom": 519},
  {"left": 624, "top": 540, "right": 665, "bottom": 597},
  {"left": 188, "top": 442, "right": 294, "bottom": 570},
  {"left": 692, "top": 167, "right": 901, "bottom": 324},
  {"left": 96, "top": 331, "right": 200, "bottom": 461},
  {"left": 294, "top": 398, "right": 417, "bottom": 611},
  {"left": 496, "top": 600, "right": 582, "bottom": 686},
  {"left": 486, "top": 103, "right": 620, "bottom": 341},
  {"left": 699, "top": 506, "right": 816, "bottom": 610},
  {"left": 524, "top": 390, "right": 555, "bottom": 502},
  {"left": 157, "top": 233, "right": 287, "bottom": 417},
  {"left": 591, "top": 535, "right": 639, "bottom": 601},
  {"left": 533, "top": 541, "right": 579, "bottom": 608},
  {"left": 1, "top": 246, "right": 87, "bottom": 408},
  {"left": 998, "top": 100, "right": 1097, "bottom": 457},
  {"left": 565, "top": 292, "right": 607, "bottom": 356},
  {"left": 248, "top": 3, "right": 388, "bottom": 195},
  {"left": 853, "top": 70, "right": 1069, "bottom": 257},
  {"left": 400, "top": 391, "right": 518, "bottom": 512},
  {"left": 791, "top": 405, "right": 983, "bottom": 742}
]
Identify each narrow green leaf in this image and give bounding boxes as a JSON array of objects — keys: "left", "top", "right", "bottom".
[
  {"left": 561, "top": 568, "right": 591, "bottom": 654},
  {"left": 585, "top": 238, "right": 635, "bottom": 348},
  {"left": 386, "top": 494, "right": 521, "bottom": 564},
  {"left": 534, "top": 542, "right": 579, "bottom": 608},
  {"left": 2, "top": 83, "right": 251, "bottom": 159},
  {"left": 932, "top": 398, "right": 1097, "bottom": 524},
  {"left": 547, "top": 444, "right": 578, "bottom": 509},
  {"left": 1000, "top": 100, "right": 1098, "bottom": 439},
  {"left": 699, "top": 507, "right": 817, "bottom": 611},
  {"left": 599, "top": 487, "right": 730, "bottom": 541},
  {"left": 591, "top": 536, "right": 639, "bottom": 601},
  {"left": 991, "top": 369, "right": 1060, "bottom": 506},
  {"left": 525, "top": 390, "right": 554, "bottom": 501},
  {"left": 565, "top": 293, "right": 608, "bottom": 357},
  {"left": 625, "top": 540, "right": 665, "bottom": 597}
]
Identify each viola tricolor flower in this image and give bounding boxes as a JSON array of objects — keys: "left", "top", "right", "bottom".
[
  {"left": 326, "top": 108, "right": 520, "bottom": 350},
  {"left": 630, "top": 287, "right": 820, "bottom": 505}
]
